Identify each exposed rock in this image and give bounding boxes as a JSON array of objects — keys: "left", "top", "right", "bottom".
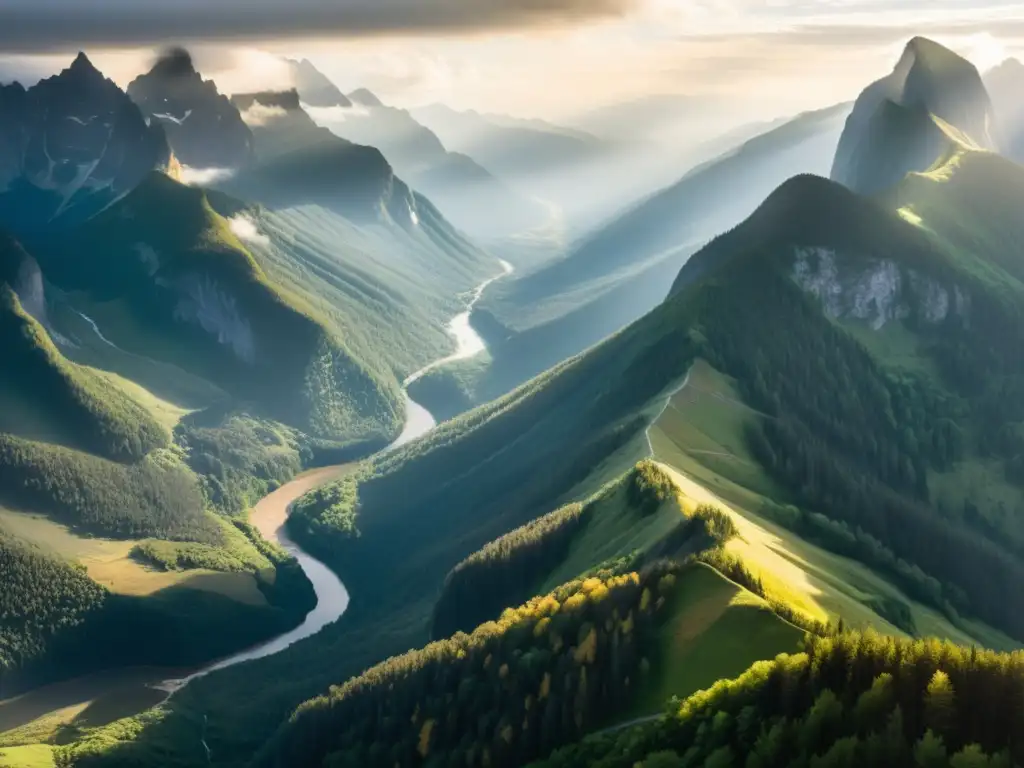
[
  {"left": 127, "top": 48, "right": 255, "bottom": 170},
  {"left": 792, "top": 246, "right": 964, "bottom": 329},
  {"left": 173, "top": 273, "right": 256, "bottom": 363},
  {"left": 831, "top": 37, "right": 996, "bottom": 195},
  {"left": 0, "top": 52, "right": 172, "bottom": 232}
]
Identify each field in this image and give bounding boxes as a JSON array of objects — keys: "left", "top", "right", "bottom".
[
  {"left": 649, "top": 360, "right": 1019, "bottom": 650},
  {"left": 627, "top": 563, "right": 804, "bottom": 717},
  {"left": 0, "top": 668, "right": 178, "bottom": 750},
  {"left": 0, "top": 507, "right": 268, "bottom": 605},
  {"left": 0, "top": 744, "right": 54, "bottom": 767}
]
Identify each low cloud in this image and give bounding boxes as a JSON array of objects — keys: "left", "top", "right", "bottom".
[
  {"left": 238, "top": 103, "right": 288, "bottom": 127},
  {"left": 178, "top": 166, "right": 237, "bottom": 186},
  {"left": 0, "top": 0, "right": 637, "bottom": 52},
  {"left": 228, "top": 214, "right": 271, "bottom": 248}
]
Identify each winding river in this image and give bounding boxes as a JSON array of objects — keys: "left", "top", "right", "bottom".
[
  {"left": 0, "top": 262, "right": 514, "bottom": 736},
  {"left": 160, "top": 259, "right": 514, "bottom": 693}
]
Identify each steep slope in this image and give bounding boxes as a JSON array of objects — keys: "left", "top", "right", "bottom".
[
  {"left": 30, "top": 171, "right": 403, "bottom": 445},
  {"left": 50, "top": 169, "right": 1024, "bottom": 766},
  {"left": 984, "top": 57, "right": 1024, "bottom": 162},
  {"left": 0, "top": 53, "right": 172, "bottom": 232},
  {"left": 126, "top": 48, "right": 255, "bottom": 171},
  {"left": 286, "top": 58, "right": 352, "bottom": 108},
  {"left": 228, "top": 89, "right": 420, "bottom": 227},
  {"left": 0, "top": 232, "right": 166, "bottom": 460},
  {"left": 408, "top": 105, "right": 847, "bottom": 417},
  {"left": 831, "top": 37, "right": 997, "bottom": 194},
  {"left": 284, "top": 64, "right": 546, "bottom": 239}
]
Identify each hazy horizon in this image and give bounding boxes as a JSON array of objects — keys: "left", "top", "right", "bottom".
[{"left": 1, "top": 0, "right": 1023, "bottom": 129}]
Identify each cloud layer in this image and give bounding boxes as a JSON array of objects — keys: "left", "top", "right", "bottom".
[{"left": 0, "top": 0, "right": 636, "bottom": 51}]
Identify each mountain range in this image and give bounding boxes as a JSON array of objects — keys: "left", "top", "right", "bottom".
[
  {"left": 0, "top": 53, "right": 172, "bottom": 232},
  {"left": 287, "top": 67, "right": 549, "bottom": 240},
  {"left": 5, "top": 32, "right": 1024, "bottom": 768}
]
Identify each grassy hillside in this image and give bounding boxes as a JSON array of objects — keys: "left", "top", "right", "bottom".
[
  {"left": 408, "top": 105, "right": 848, "bottom": 421},
  {"left": 0, "top": 235, "right": 167, "bottom": 461},
  {"left": 52, "top": 165, "right": 1024, "bottom": 765},
  {"left": 28, "top": 172, "right": 402, "bottom": 445},
  {"left": 626, "top": 564, "right": 804, "bottom": 717},
  {"left": 0, "top": 525, "right": 311, "bottom": 699},
  {"left": 534, "top": 631, "right": 1024, "bottom": 768},
  {"left": 238, "top": 201, "right": 497, "bottom": 382}
]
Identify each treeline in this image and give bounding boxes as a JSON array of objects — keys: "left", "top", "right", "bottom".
[
  {"left": 176, "top": 410, "right": 305, "bottom": 516},
  {"left": 629, "top": 460, "right": 678, "bottom": 516},
  {"left": 432, "top": 502, "right": 588, "bottom": 639},
  {"left": 757, "top": 499, "right": 957, "bottom": 621},
  {"left": 687, "top": 258, "right": 1024, "bottom": 638},
  {"left": 0, "top": 284, "right": 168, "bottom": 462},
  {"left": 287, "top": 473, "right": 360, "bottom": 559},
  {"left": 0, "top": 526, "right": 315, "bottom": 696},
  {"left": 535, "top": 630, "right": 1024, "bottom": 768},
  {"left": 255, "top": 562, "right": 685, "bottom": 768},
  {"left": 0, "top": 433, "right": 217, "bottom": 542},
  {"left": 431, "top": 461, "right": 724, "bottom": 642}
]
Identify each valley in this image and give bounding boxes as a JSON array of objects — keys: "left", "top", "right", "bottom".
[
  {"left": 0, "top": 256, "right": 513, "bottom": 757},
  {"left": 2, "top": 24, "right": 1024, "bottom": 768}
]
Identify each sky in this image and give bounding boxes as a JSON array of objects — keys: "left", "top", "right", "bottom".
[{"left": 1, "top": 0, "right": 1023, "bottom": 125}]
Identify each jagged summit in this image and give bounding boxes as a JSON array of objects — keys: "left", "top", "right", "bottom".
[
  {"left": 68, "top": 51, "right": 98, "bottom": 74},
  {"left": 127, "top": 48, "right": 254, "bottom": 170},
  {"left": 148, "top": 47, "right": 198, "bottom": 79},
  {"left": 830, "top": 36, "right": 996, "bottom": 195},
  {"left": 287, "top": 58, "right": 352, "bottom": 108},
  {"left": 0, "top": 52, "right": 171, "bottom": 232}
]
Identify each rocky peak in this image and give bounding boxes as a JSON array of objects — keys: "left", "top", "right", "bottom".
[
  {"left": 127, "top": 49, "right": 254, "bottom": 171},
  {"left": 831, "top": 37, "right": 996, "bottom": 195},
  {"left": 0, "top": 52, "right": 172, "bottom": 233},
  {"left": 287, "top": 58, "right": 352, "bottom": 108}
]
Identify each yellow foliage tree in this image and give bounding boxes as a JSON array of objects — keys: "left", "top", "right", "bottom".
[
  {"left": 640, "top": 588, "right": 652, "bottom": 612},
  {"left": 539, "top": 672, "right": 552, "bottom": 700},
  {"left": 417, "top": 718, "right": 435, "bottom": 758},
  {"left": 575, "top": 627, "right": 598, "bottom": 664},
  {"left": 620, "top": 610, "right": 635, "bottom": 635}
]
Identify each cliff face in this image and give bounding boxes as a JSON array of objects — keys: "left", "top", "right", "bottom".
[
  {"left": 831, "top": 37, "right": 997, "bottom": 195},
  {"left": 0, "top": 53, "right": 171, "bottom": 232}
]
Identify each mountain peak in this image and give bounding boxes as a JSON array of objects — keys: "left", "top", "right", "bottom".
[
  {"left": 830, "top": 36, "right": 994, "bottom": 194},
  {"left": 68, "top": 51, "right": 100, "bottom": 77},
  {"left": 285, "top": 57, "right": 352, "bottom": 108},
  {"left": 349, "top": 88, "right": 384, "bottom": 108},
  {"left": 149, "top": 47, "right": 198, "bottom": 79}
]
